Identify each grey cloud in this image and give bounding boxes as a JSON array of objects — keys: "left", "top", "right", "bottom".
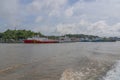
[
  {"left": 83, "top": 0, "right": 97, "bottom": 2},
  {"left": 0, "top": 0, "right": 120, "bottom": 37},
  {"left": 56, "top": 20, "right": 120, "bottom": 37},
  {"left": 0, "top": 0, "right": 20, "bottom": 24}
]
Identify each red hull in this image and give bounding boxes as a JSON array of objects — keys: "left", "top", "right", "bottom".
[{"left": 24, "top": 40, "right": 59, "bottom": 43}]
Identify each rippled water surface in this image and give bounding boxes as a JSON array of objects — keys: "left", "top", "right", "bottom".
[{"left": 0, "top": 42, "right": 120, "bottom": 80}]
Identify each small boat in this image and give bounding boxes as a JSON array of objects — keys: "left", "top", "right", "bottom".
[
  {"left": 24, "top": 37, "right": 59, "bottom": 43},
  {"left": 59, "top": 36, "right": 72, "bottom": 43}
]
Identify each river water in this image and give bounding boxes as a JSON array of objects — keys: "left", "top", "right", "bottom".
[{"left": 0, "top": 42, "right": 120, "bottom": 80}]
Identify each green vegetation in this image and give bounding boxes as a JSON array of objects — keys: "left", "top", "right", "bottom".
[
  {"left": 0, "top": 29, "right": 117, "bottom": 43},
  {"left": 65, "top": 34, "right": 99, "bottom": 39},
  {"left": 0, "top": 29, "right": 102, "bottom": 40},
  {"left": 47, "top": 34, "right": 99, "bottom": 40},
  {"left": 0, "top": 29, "right": 44, "bottom": 42}
]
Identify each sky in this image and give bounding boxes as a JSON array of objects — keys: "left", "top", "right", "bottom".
[{"left": 0, "top": 0, "right": 120, "bottom": 37}]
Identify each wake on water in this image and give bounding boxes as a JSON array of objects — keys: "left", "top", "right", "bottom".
[
  {"left": 60, "top": 60, "right": 120, "bottom": 80},
  {"left": 102, "top": 60, "right": 120, "bottom": 80}
]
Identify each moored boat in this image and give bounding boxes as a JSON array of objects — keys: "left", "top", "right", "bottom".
[{"left": 24, "top": 37, "right": 59, "bottom": 43}]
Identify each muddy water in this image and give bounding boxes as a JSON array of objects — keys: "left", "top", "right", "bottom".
[{"left": 0, "top": 42, "right": 120, "bottom": 80}]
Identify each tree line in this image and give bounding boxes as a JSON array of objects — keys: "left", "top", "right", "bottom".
[
  {"left": 0, "top": 29, "right": 107, "bottom": 43},
  {"left": 0, "top": 29, "right": 44, "bottom": 42}
]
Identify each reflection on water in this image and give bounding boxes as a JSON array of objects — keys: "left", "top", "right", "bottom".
[{"left": 0, "top": 42, "right": 120, "bottom": 80}]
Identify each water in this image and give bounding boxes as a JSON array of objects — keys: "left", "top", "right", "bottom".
[
  {"left": 0, "top": 42, "right": 120, "bottom": 80},
  {"left": 102, "top": 61, "right": 120, "bottom": 80}
]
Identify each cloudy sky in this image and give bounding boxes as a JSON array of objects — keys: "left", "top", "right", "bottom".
[{"left": 0, "top": 0, "right": 120, "bottom": 37}]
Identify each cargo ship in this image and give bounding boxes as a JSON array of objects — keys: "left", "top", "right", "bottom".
[{"left": 24, "top": 37, "right": 59, "bottom": 43}]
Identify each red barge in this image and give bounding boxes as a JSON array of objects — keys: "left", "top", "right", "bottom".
[{"left": 24, "top": 37, "right": 59, "bottom": 43}]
